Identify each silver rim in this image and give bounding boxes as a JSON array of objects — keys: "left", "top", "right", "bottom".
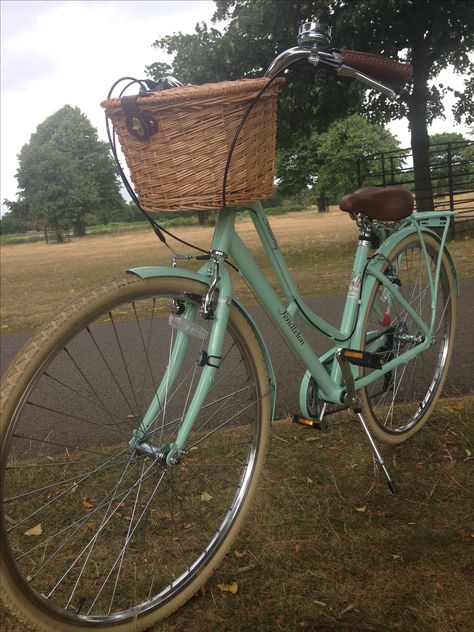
[
  {"left": 1, "top": 284, "right": 263, "bottom": 624},
  {"left": 362, "top": 240, "right": 453, "bottom": 434}
]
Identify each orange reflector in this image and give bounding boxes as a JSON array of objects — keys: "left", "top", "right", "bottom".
[{"left": 345, "top": 351, "right": 364, "bottom": 359}]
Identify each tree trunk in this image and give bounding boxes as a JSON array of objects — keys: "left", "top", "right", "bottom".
[
  {"left": 407, "top": 48, "right": 434, "bottom": 212},
  {"left": 73, "top": 218, "right": 86, "bottom": 237},
  {"left": 317, "top": 189, "right": 329, "bottom": 212},
  {"left": 197, "top": 212, "right": 209, "bottom": 226}
]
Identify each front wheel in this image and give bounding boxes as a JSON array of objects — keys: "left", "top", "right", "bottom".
[
  {"left": 1, "top": 274, "right": 270, "bottom": 631},
  {"left": 359, "top": 234, "right": 456, "bottom": 444}
]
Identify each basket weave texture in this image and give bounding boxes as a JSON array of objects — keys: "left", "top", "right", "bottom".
[{"left": 101, "top": 78, "right": 285, "bottom": 211}]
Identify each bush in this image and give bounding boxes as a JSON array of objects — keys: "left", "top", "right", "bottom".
[{"left": 0, "top": 214, "right": 26, "bottom": 235}]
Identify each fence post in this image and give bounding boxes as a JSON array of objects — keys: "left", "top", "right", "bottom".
[
  {"left": 447, "top": 142, "right": 455, "bottom": 237},
  {"left": 390, "top": 156, "right": 395, "bottom": 185}
]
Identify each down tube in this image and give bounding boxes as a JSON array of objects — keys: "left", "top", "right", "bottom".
[{"left": 230, "top": 234, "right": 340, "bottom": 403}]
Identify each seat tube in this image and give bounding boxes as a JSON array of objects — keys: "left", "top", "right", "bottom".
[{"left": 330, "top": 236, "right": 371, "bottom": 384}]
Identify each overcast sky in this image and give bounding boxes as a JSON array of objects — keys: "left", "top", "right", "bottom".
[{"left": 1, "top": 0, "right": 472, "bottom": 214}]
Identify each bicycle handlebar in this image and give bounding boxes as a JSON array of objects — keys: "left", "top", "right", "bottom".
[
  {"left": 339, "top": 50, "right": 412, "bottom": 87},
  {"left": 264, "top": 34, "right": 412, "bottom": 98}
]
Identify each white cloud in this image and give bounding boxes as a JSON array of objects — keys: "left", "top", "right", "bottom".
[
  {"left": 1, "top": 1, "right": 472, "bottom": 210},
  {"left": 1, "top": 0, "right": 217, "bottom": 205}
]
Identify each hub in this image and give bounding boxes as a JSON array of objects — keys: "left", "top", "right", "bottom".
[{"left": 134, "top": 442, "right": 180, "bottom": 466}]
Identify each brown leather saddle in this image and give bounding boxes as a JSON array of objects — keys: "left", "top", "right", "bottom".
[{"left": 339, "top": 186, "right": 414, "bottom": 221}]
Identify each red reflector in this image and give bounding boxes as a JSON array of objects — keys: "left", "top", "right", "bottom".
[{"left": 381, "top": 312, "right": 392, "bottom": 326}]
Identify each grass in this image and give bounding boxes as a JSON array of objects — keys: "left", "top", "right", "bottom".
[
  {"left": 1, "top": 397, "right": 472, "bottom": 632},
  {"left": 1, "top": 207, "right": 473, "bottom": 631},
  {"left": 1, "top": 207, "right": 472, "bottom": 334},
  {"left": 156, "top": 398, "right": 473, "bottom": 632}
]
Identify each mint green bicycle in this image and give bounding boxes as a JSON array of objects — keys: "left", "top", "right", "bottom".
[{"left": 0, "top": 22, "right": 457, "bottom": 632}]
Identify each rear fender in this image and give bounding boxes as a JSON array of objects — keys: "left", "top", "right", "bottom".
[{"left": 353, "top": 221, "right": 459, "bottom": 349}]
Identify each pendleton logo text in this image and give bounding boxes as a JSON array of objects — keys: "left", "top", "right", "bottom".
[
  {"left": 278, "top": 308, "right": 305, "bottom": 346},
  {"left": 263, "top": 215, "right": 279, "bottom": 250}
]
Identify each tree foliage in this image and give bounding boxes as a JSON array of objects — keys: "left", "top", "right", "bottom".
[
  {"left": 147, "top": 0, "right": 473, "bottom": 205},
  {"left": 428, "top": 132, "right": 474, "bottom": 194},
  {"left": 5, "top": 106, "right": 126, "bottom": 236},
  {"left": 277, "top": 114, "right": 400, "bottom": 201}
]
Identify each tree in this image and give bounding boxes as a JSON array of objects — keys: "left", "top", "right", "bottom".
[
  {"left": 316, "top": 114, "right": 401, "bottom": 203},
  {"left": 147, "top": 0, "right": 474, "bottom": 210},
  {"left": 333, "top": 0, "right": 474, "bottom": 211},
  {"left": 428, "top": 132, "right": 474, "bottom": 194},
  {"left": 276, "top": 114, "right": 400, "bottom": 203},
  {"left": 6, "top": 105, "right": 126, "bottom": 237}
]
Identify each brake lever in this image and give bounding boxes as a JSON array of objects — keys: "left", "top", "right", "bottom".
[{"left": 336, "top": 64, "right": 396, "bottom": 98}]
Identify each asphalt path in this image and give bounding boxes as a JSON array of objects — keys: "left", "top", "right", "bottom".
[{"left": 1, "top": 278, "right": 473, "bottom": 420}]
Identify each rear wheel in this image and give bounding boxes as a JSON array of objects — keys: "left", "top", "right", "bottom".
[
  {"left": 359, "top": 234, "right": 456, "bottom": 444},
  {"left": 0, "top": 274, "right": 270, "bottom": 631}
]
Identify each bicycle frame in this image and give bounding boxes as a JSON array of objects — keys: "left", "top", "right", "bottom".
[{"left": 130, "top": 202, "right": 456, "bottom": 459}]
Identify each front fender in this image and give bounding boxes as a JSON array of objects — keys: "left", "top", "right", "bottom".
[{"left": 128, "top": 265, "right": 277, "bottom": 421}]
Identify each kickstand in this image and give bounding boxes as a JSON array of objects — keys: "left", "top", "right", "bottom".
[
  {"left": 354, "top": 408, "right": 398, "bottom": 494},
  {"left": 336, "top": 349, "right": 398, "bottom": 494}
]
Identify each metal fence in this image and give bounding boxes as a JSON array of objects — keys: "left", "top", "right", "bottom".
[{"left": 357, "top": 140, "right": 474, "bottom": 236}]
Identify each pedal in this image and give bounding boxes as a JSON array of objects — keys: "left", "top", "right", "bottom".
[
  {"left": 339, "top": 348, "right": 383, "bottom": 370},
  {"left": 292, "top": 414, "right": 324, "bottom": 431}
]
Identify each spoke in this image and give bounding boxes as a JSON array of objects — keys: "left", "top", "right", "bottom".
[
  {"left": 19, "top": 459, "right": 156, "bottom": 566},
  {"left": 87, "top": 468, "right": 167, "bottom": 613},
  {"left": 159, "top": 323, "right": 175, "bottom": 443},
  {"left": 132, "top": 302, "right": 161, "bottom": 417},
  {"left": 85, "top": 326, "right": 137, "bottom": 418},
  {"left": 5, "top": 455, "right": 131, "bottom": 503},
  {"left": 30, "top": 458, "right": 135, "bottom": 587},
  {"left": 47, "top": 458, "right": 159, "bottom": 601},
  {"left": 63, "top": 347, "right": 134, "bottom": 429},
  {"left": 108, "top": 311, "right": 141, "bottom": 416},
  {"left": 107, "top": 461, "right": 145, "bottom": 614},
  {"left": 25, "top": 400, "right": 127, "bottom": 438},
  {"left": 186, "top": 395, "right": 261, "bottom": 451},
  {"left": 6, "top": 447, "right": 133, "bottom": 532}
]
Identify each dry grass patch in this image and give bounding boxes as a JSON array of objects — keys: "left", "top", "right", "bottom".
[
  {"left": 2, "top": 397, "right": 472, "bottom": 632},
  {"left": 155, "top": 397, "right": 473, "bottom": 632},
  {"left": 2, "top": 208, "right": 472, "bottom": 334}
]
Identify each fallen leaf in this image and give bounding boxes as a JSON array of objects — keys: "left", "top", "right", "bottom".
[
  {"left": 201, "top": 492, "right": 212, "bottom": 502},
  {"left": 295, "top": 543, "right": 302, "bottom": 554},
  {"left": 216, "top": 582, "right": 238, "bottom": 594},
  {"left": 339, "top": 603, "right": 356, "bottom": 617},
  {"left": 82, "top": 498, "right": 94, "bottom": 511},
  {"left": 306, "top": 477, "right": 314, "bottom": 485},
  {"left": 24, "top": 523, "right": 43, "bottom": 537},
  {"left": 234, "top": 549, "right": 247, "bottom": 559},
  {"left": 356, "top": 506, "right": 367, "bottom": 513}
]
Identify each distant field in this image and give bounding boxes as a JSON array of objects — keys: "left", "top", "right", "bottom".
[{"left": 1, "top": 208, "right": 473, "bottom": 333}]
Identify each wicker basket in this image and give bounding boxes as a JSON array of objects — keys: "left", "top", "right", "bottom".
[{"left": 101, "top": 78, "right": 285, "bottom": 211}]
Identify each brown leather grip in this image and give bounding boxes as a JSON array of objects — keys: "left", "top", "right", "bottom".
[{"left": 340, "top": 50, "right": 413, "bottom": 86}]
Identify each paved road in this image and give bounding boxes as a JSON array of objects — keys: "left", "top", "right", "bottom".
[{"left": 1, "top": 278, "right": 473, "bottom": 419}]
